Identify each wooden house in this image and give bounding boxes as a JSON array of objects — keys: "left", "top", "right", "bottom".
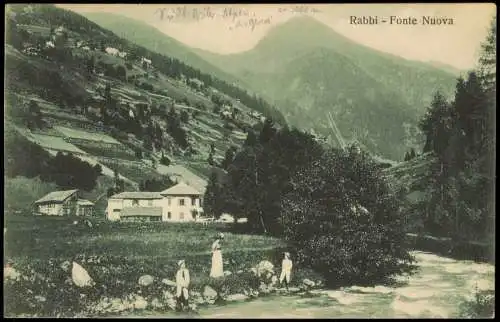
[{"left": 34, "top": 189, "right": 95, "bottom": 217}]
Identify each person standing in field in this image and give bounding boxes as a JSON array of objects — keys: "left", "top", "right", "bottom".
[
  {"left": 279, "top": 252, "right": 293, "bottom": 291},
  {"left": 210, "top": 233, "right": 224, "bottom": 278},
  {"left": 175, "top": 260, "right": 190, "bottom": 311}
]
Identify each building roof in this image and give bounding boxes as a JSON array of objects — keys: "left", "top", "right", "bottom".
[
  {"left": 121, "top": 207, "right": 162, "bottom": 217},
  {"left": 109, "top": 192, "right": 163, "bottom": 200},
  {"left": 34, "top": 189, "right": 78, "bottom": 204},
  {"left": 160, "top": 181, "right": 201, "bottom": 196},
  {"left": 77, "top": 199, "right": 95, "bottom": 206}
]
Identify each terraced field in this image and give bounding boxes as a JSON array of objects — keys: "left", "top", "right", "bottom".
[
  {"left": 6, "top": 5, "right": 268, "bottom": 209},
  {"left": 98, "top": 159, "right": 160, "bottom": 184},
  {"left": 54, "top": 126, "right": 121, "bottom": 144}
]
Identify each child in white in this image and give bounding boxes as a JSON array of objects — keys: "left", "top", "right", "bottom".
[
  {"left": 279, "top": 252, "right": 293, "bottom": 291},
  {"left": 175, "top": 260, "right": 190, "bottom": 311}
]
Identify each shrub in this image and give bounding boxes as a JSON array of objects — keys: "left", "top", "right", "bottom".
[
  {"left": 281, "top": 145, "right": 416, "bottom": 288},
  {"left": 459, "top": 289, "right": 495, "bottom": 318},
  {"left": 160, "top": 154, "right": 171, "bottom": 166},
  {"left": 180, "top": 110, "right": 190, "bottom": 123}
]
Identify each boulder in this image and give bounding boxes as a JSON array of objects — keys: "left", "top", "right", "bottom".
[
  {"left": 138, "top": 275, "right": 154, "bottom": 286},
  {"left": 161, "top": 278, "right": 177, "bottom": 287},
  {"left": 4, "top": 266, "right": 21, "bottom": 281},
  {"left": 165, "top": 297, "right": 177, "bottom": 310},
  {"left": 109, "top": 298, "right": 127, "bottom": 313},
  {"left": 72, "top": 262, "right": 95, "bottom": 288},
  {"left": 227, "top": 293, "right": 249, "bottom": 302},
  {"left": 194, "top": 295, "right": 206, "bottom": 305},
  {"left": 162, "top": 290, "right": 174, "bottom": 300},
  {"left": 223, "top": 270, "right": 232, "bottom": 276},
  {"left": 150, "top": 297, "right": 163, "bottom": 309},
  {"left": 34, "top": 295, "right": 46, "bottom": 303},
  {"left": 256, "top": 260, "right": 274, "bottom": 277},
  {"left": 132, "top": 295, "right": 148, "bottom": 310},
  {"left": 302, "top": 278, "right": 315, "bottom": 288},
  {"left": 259, "top": 282, "right": 270, "bottom": 294},
  {"left": 203, "top": 285, "right": 218, "bottom": 303}
]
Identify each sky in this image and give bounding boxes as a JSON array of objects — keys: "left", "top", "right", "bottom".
[{"left": 57, "top": 3, "right": 496, "bottom": 71}]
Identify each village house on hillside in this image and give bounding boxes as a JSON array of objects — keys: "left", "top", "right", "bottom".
[
  {"left": 33, "top": 189, "right": 95, "bottom": 217},
  {"left": 106, "top": 182, "right": 203, "bottom": 223}
]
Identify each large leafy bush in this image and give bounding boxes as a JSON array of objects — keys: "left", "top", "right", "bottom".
[{"left": 281, "top": 145, "right": 416, "bottom": 287}]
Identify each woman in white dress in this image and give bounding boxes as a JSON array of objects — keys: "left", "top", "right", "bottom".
[{"left": 210, "top": 233, "right": 224, "bottom": 278}]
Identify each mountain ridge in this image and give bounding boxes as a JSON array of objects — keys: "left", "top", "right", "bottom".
[
  {"left": 192, "top": 16, "right": 458, "bottom": 160},
  {"left": 80, "top": 11, "right": 252, "bottom": 90},
  {"left": 62, "top": 11, "right": 458, "bottom": 160}
]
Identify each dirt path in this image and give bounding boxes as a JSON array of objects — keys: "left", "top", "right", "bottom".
[{"left": 122, "top": 251, "right": 494, "bottom": 319}]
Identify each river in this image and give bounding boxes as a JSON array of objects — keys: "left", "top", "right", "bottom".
[{"left": 122, "top": 251, "right": 495, "bottom": 318}]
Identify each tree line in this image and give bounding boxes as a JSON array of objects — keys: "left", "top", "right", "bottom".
[
  {"left": 5, "top": 129, "right": 103, "bottom": 192},
  {"left": 203, "top": 117, "right": 414, "bottom": 286},
  {"left": 415, "top": 17, "right": 496, "bottom": 243}
]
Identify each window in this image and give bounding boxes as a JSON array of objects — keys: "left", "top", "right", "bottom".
[
  {"left": 148, "top": 200, "right": 153, "bottom": 206},
  {"left": 180, "top": 212, "right": 184, "bottom": 220},
  {"left": 168, "top": 198, "right": 171, "bottom": 206},
  {"left": 167, "top": 212, "right": 171, "bottom": 219},
  {"left": 191, "top": 198, "right": 196, "bottom": 206},
  {"left": 132, "top": 199, "right": 139, "bottom": 206},
  {"left": 179, "top": 199, "right": 185, "bottom": 206}
]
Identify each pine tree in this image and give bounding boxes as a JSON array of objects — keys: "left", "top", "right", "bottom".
[
  {"left": 104, "top": 83, "right": 111, "bottom": 102},
  {"left": 221, "top": 146, "right": 237, "bottom": 169},
  {"left": 409, "top": 148, "right": 416, "bottom": 160},
  {"left": 207, "top": 152, "right": 214, "bottom": 166},
  {"left": 259, "top": 118, "right": 276, "bottom": 144},
  {"left": 419, "top": 91, "right": 452, "bottom": 157},
  {"left": 477, "top": 16, "right": 496, "bottom": 93},
  {"left": 87, "top": 56, "right": 95, "bottom": 75},
  {"left": 244, "top": 131, "right": 257, "bottom": 147},
  {"left": 203, "top": 171, "right": 222, "bottom": 219}
]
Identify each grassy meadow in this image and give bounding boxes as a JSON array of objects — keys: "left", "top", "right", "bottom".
[
  {"left": 4, "top": 216, "right": 284, "bottom": 262},
  {"left": 5, "top": 215, "right": 325, "bottom": 316}
]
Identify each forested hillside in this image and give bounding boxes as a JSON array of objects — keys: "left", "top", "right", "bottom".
[
  {"left": 4, "top": 4, "right": 286, "bottom": 214},
  {"left": 195, "top": 16, "right": 459, "bottom": 161}
]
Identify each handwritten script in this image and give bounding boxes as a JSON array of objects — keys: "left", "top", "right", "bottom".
[{"left": 154, "top": 5, "right": 322, "bottom": 31}]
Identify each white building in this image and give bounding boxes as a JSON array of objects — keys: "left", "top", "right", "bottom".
[
  {"left": 141, "top": 57, "right": 152, "bottom": 68},
  {"left": 106, "top": 182, "right": 203, "bottom": 222},
  {"left": 105, "top": 47, "right": 120, "bottom": 56}
]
